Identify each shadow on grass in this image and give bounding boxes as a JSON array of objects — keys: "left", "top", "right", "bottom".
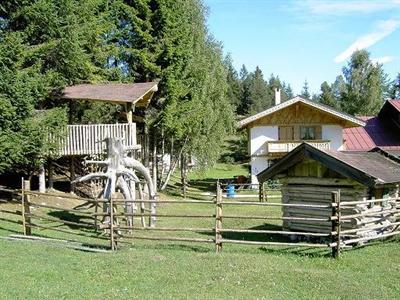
[
  {"left": 47, "top": 210, "right": 95, "bottom": 231},
  {"left": 198, "top": 222, "right": 332, "bottom": 258},
  {"left": 129, "top": 242, "right": 212, "bottom": 253}
]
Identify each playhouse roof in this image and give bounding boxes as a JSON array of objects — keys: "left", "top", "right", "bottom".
[
  {"left": 238, "top": 96, "right": 365, "bottom": 128},
  {"left": 62, "top": 82, "right": 158, "bottom": 107},
  {"left": 257, "top": 143, "right": 400, "bottom": 187}
]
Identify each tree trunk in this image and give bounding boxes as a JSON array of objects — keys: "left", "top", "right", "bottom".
[
  {"left": 70, "top": 156, "right": 75, "bottom": 193},
  {"left": 158, "top": 127, "right": 165, "bottom": 187},
  {"left": 152, "top": 131, "right": 157, "bottom": 194},
  {"left": 160, "top": 136, "right": 187, "bottom": 191},
  {"left": 181, "top": 153, "right": 186, "bottom": 198},
  {"left": 38, "top": 163, "right": 46, "bottom": 193},
  {"left": 144, "top": 123, "right": 150, "bottom": 167},
  {"left": 48, "top": 160, "right": 54, "bottom": 190}
]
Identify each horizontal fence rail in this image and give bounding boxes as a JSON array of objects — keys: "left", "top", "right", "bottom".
[{"left": 1, "top": 179, "right": 399, "bottom": 257}]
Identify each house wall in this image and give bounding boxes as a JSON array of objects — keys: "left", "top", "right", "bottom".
[
  {"left": 250, "top": 126, "right": 278, "bottom": 184},
  {"left": 250, "top": 126, "right": 279, "bottom": 155},
  {"left": 322, "top": 125, "right": 344, "bottom": 150},
  {"left": 248, "top": 125, "right": 345, "bottom": 184}
]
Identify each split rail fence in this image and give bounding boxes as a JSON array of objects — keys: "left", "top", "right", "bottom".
[{"left": 2, "top": 180, "right": 399, "bottom": 257}]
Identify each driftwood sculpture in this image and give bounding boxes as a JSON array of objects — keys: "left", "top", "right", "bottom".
[{"left": 73, "top": 138, "right": 156, "bottom": 228}]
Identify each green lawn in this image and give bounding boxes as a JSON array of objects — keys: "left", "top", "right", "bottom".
[
  {"left": 1, "top": 197, "right": 400, "bottom": 299},
  {"left": 1, "top": 163, "right": 400, "bottom": 299}
]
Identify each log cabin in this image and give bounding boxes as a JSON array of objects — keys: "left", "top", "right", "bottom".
[
  {"left": 257, "top": 143, "right": 400, "bottom": 237},
  {"left": 239, "top": 90, "right": 365, "bottom": 184}
]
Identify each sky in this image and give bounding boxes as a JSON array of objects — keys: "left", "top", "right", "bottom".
[{"left": 203, "top": 0, "right": 400, "bottom": 95}]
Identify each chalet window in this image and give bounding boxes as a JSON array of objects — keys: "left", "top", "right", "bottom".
[
  {"left": 300, "top": 126, "right": 316, "bottom": 140},
  {"left": 278, "top": 126, "right": 294, "bottom": 141}
]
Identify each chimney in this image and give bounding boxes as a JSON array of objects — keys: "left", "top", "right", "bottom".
[{"left": 274, "top": 88, "right": 281, "bottom": 106}]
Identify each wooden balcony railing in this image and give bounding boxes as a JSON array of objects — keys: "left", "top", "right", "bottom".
[
  {"left": 265, "top": 140, "right": 331, "bottom": 154},
  {"left": 50, "top": 123, "right": 137, "bottom": 156}
]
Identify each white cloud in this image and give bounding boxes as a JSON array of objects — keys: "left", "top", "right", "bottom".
[
  {"left": 371, "top": 56, "right": 396, "bottom": 64},
  {"left": 299, "top": 0, "right": 400, "bottom": 15},
  {"left": 334, "top": 19, "right": 400, "bottom": 63}
]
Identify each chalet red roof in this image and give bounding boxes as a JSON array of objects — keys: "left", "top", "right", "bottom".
[
  {"left": 62, "top": 82, "right": 158, "bottom": 107},
  {"left": 388, "top": 99, "right": 400, "bottom": 112},
  {"left": 344, "top": 116, "right": 400, "bottom": 151}
]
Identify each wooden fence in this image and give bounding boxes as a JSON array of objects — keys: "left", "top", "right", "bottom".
[{"left": 2, "top": 180, "right": 399, "bottom": 257}]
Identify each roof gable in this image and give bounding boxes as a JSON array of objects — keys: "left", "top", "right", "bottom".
[
  {"left": 239, "top": 96, "right": 365, "bottom": 128},
  {"left": 257, "top": 143, "right": 400, "bottom": 187}
]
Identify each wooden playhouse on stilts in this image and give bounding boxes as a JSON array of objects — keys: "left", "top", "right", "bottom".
[
  {"left": 42, "top": 82, "right": 158, "bottom": 193},
  {"left": 257, "top": 143, "right": 400, "bottom": 241}
]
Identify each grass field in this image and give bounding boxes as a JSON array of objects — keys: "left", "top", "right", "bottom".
[{"left": 1, "top": 164, "right": 400, "bottom": 299}]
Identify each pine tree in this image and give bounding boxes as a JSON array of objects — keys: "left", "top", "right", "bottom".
[
  {"left": 239, "top": 64, "right": 249, "bottom": 81},
  {"left": 238, "top": 64, "right": 251, "bottom": 115},
  {"left": 389, "top": 73, "right": 400, "bottom": 99},
  {"left": 301, "top": 79, "right": 311, "bottom": 99},
  {"left": 0, "top": 0, "right": 109, "bottom": 173},
  {"left": 247, "top": 66, "right": 270, "bottom": 115},
  {"left": 318, "top": 81, "right": 337, "bottom": 108},
  {"left": 284, "top": 83, "right": 294, "bottom": 99},
  {"left": 224, "top": 54, "right": 241, "bottom": 111}
]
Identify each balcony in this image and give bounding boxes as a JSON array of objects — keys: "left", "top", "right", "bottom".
[
  {"left": 49, "top": 123, "right": 137, "bottom": 156},
  {"left": 266, "top": 140, "right": 330, "bottom": 154}
]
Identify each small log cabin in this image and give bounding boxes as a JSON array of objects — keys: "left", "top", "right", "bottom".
[
  {"left": 257, "top": 143, "right": 400, "bottom": 236},
  {"left": 239, "top": 91, "right": 365, "bottom": 185}
]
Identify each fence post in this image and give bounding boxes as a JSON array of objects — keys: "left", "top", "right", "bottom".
[
  {"left": 21, "top": 179, "right": 32, "bottom": 236},
  {"left": 109, "top": 195, "right": 116, "bottom": 251},
  {"left": 215, "top": 181, "right": 223, "bottom": 253},
  {"left": 259, "top": 183, "right": 266, "bottom": 202},
  {"left": 331, "top": 190, "right": 341, "bottom": 259}
]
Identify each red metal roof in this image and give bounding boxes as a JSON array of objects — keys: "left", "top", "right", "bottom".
[
  {"left": 344, "top": 116, "right": 400, "bottom": 151},
  {"left": 388, "top": 99, "right": 400, "bottom": 112}
]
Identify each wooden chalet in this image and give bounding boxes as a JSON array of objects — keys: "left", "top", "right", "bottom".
[
  {"left": 239, "top": 91, "right": 365, "bottom": 184},
  {"left": 257, "top": 143, "right": 400, "bottom": 235}
]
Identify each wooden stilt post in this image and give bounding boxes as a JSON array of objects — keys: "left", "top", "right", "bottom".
[
  {"left": 331, "top": 190, "right": 341, "bottom": 259},
  {"left": 70, "top": 156, "right": 75, "bottom": 193},
  {"left": 21, "top": 179, "right": 32, "bottom": 235},
  {"left": 215, "top": 180, "right": 223, "bottom": 253},
  {"left": 110, "top": 195, "right": 116, "bottom": 251},
  {"left": 38, "top": 163, "right": 46, "bottom": 193},
  {"left": 48, "top": 160, "right": 54, "bottom": 190}
]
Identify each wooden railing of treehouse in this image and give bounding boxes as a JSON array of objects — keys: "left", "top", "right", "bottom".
[{"left": 50, "top": 123, "right": 137, "bottom": 156}]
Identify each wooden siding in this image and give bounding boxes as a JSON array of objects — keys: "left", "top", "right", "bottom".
[
  {"left": 252, "top": 102, "right": 348, "bottom": 127},
  {"left": 281, "top": 181, "right": 369, "bottom": 233},
  {"left": 51, "top": 123, "right": 137, "bottom": 156}
]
